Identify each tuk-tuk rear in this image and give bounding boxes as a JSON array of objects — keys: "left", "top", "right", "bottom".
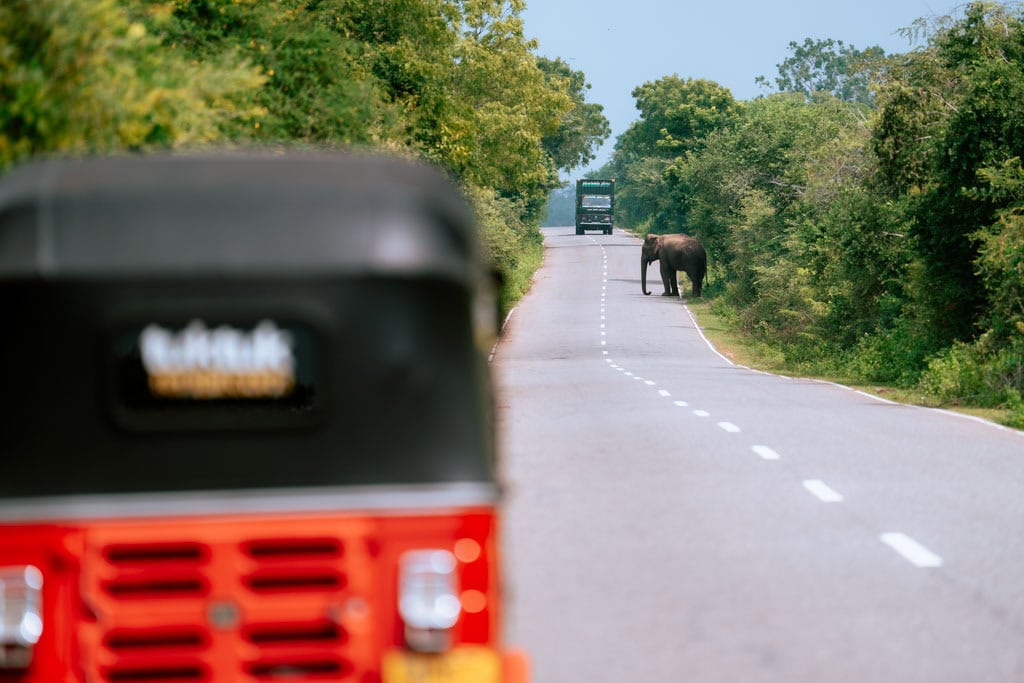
[{"left": 0, "top": 154, "right": 526, "bottom": 683}]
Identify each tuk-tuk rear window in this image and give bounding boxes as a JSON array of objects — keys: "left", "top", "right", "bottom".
[{"left": 108, "top": 317, "right": 325, "bottom": 432}]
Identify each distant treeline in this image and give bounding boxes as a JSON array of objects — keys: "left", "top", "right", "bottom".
[
  {"left": 0, "top": 0, "right": 610, "bottom": 314},
  {"left": 597, "top": 3, "right": 1024, "bottom": 426}
]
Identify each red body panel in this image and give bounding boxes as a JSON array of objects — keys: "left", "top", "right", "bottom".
[{"left": 0, "top": 507, "right": 501, "bottom": 683}]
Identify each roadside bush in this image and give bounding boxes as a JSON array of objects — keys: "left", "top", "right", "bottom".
[
  {"left": 845, "top": 315, "right": 937, "bottom": 386},
  {"left": 464, "top": 183, "right": 543, "bottom": 317},
  {"left": 918, "top": 335, "right": 1024, "bottom": 412}
]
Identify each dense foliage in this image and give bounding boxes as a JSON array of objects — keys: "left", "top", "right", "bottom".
[
  {"left": 605, "top": 2, "right": 1024, "bottom": 427},
  {"left": 0, "top": 0, "right": 609, "bottom": 314}
]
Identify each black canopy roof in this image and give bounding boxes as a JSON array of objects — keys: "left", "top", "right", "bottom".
[
  {"left": 0, "top": 152, "right": 478, "bottom": 282},
  {"left": 0, "top": 153, "right": 496, "bottom": 502}
]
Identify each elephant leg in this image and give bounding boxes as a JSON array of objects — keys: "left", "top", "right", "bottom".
[
  {"left": 683, "top": 269, "right": 697, "bottom": 297},
  {"left": 659, "top": 259, "right": 675, "bottom": 296}
]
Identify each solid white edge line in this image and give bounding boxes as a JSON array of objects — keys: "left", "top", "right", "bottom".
[
  {"left": 488, "top": 305, "right": 518, "bottom": 362},
  {"left": 680, "top": 303, "right": 1024, "bottom": 437},
  {"left": 880, "top": 533, "right": 943, "bottom": 568},
  {"left": 802, "top": 479, "right": 843, "bottom": 502}
]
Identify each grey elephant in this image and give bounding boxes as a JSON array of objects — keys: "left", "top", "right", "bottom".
[{"left": 641, "top": 233, "right": 707, "bottom": 298}]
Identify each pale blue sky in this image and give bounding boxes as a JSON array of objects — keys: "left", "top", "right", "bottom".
[{"left": 521, "top": 0, "right": 962, "bottom": 177}]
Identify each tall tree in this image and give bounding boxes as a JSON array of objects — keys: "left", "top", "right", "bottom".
[
  {"left": 443, "top": 0, "right": 571, "bottom": 218},
  {"left": 873, "top": 1, "right": 1024, "bottom": 346},
  {"left": 535, "top": 57, "right": 610, "bottom": 172},
  {"left": 0, "top": 0, "right": 263, "bottom": 170},
  {"left": 618, "top": 75, "right": 739, "bottom": 159},
  {"left": 757, "top": 38, "right": 888, "bottom": 106},
  {"left": 611, "top": 76, "right": 738, "bottom": 231}
]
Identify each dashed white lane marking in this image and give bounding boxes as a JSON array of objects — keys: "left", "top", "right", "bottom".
[
  {"left": 880, "top": 533, "right": 943, "bottom": 568},
  {"left": 591, "top": 238, "right": 955, "bottom": 572},
  {"left": 803, "top": 479, "right": 843, "bottom": 502},
  {"left": 644, "top": 380, "right": 656, "bottom": 386},
  {"left": 752, "top": 445, "right": 780, "bottom": 460}
]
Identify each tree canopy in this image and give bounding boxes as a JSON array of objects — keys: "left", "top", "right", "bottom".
[{"left": 756, "top": 37, "right": 887, "bottom": 105}]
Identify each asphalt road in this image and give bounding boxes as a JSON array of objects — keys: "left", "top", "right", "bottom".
[{"left": 491, "top": 227, "right": 1024, "bottom": 683}]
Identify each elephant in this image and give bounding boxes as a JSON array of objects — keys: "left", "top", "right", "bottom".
[{"left": 641, "top": 233, "right": 707, "bottom": 298}]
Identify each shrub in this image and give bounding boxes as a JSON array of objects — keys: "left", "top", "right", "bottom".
[
  {"left": 918, "top": 335, "right": 1024, "bottom": 414},
  {"left": 463, "top": 183, "right": 543, "bottom": 317}
]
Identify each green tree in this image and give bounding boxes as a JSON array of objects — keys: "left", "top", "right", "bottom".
[
  {"left": 0, "top": 0, "right": 263, "bottom": 170},
  {"left": 874, "top": 1, "right": 1024, "bottom": 347},
  {"left": 148, "top": 0, "right": 421, "bottom": 146},
  {"left": 618, "top": 76, "right": 739, "bottom": 159},
  {"left": 756, "top": 37, "right": 888, "bottom": 105},
  {"left": 445, "top": 0, "right": 571, "bottom": 217},
  {"left": 535, "top": 57, "right": 610, "bottom": 172},
  {"left": 611, "top": 76, "right": 738, "bottom": 232}
]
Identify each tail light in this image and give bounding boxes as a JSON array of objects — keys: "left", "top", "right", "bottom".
[
  {"left": 0, "top": 566, "right": 43, "bottom": 669},
  {"left": 397, "top": 550, "right": 461, "bottom": 653}
]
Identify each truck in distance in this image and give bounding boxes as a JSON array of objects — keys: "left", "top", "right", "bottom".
[{"left": 575, "top": 178, "right": 614, "bottom": 235}]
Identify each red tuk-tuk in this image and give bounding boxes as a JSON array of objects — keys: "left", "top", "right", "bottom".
[{"left": 0, "top": 154, "right": 527, "bottom": 683}]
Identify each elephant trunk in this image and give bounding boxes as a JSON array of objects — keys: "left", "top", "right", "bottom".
[{"left": 641, "top": 254, "right": 651, "bottom": 295}]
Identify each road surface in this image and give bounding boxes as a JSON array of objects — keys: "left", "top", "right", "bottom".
[{"left": 491, "top": 227, "right": 1024, "bottom": 683}]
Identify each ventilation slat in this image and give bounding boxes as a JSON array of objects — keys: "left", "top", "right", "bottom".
[
  {"left": 105, "top": 577, "right": 207, "bottom": 599},
  {"left": 104, "top": 544, "right": 208, "bottom": 564},
  {"left": 106, "top": 664, "right": 207, "bottom": 681},
  {"left": 245, "top": 658, "right": 350, "bottom": 679},
  {"left": 244, "top": 571, "right": 344, "bottom": 593},
  {"left": 244, "top": 621, "right": 344, "bottom": 645},
  {"left": 242, "top": 538, "right": 342, "bottom": 559},
  {"left": 105, "top": 627, "right": 209, "bottom": 651}
]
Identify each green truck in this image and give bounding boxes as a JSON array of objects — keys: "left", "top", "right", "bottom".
[{"left": 575, "top": 178, "right": 614, "bottom": 235}]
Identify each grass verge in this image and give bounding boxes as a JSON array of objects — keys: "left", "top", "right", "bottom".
[{"left": 686, "top": 298, "right": 1019, "bottom": 430}]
